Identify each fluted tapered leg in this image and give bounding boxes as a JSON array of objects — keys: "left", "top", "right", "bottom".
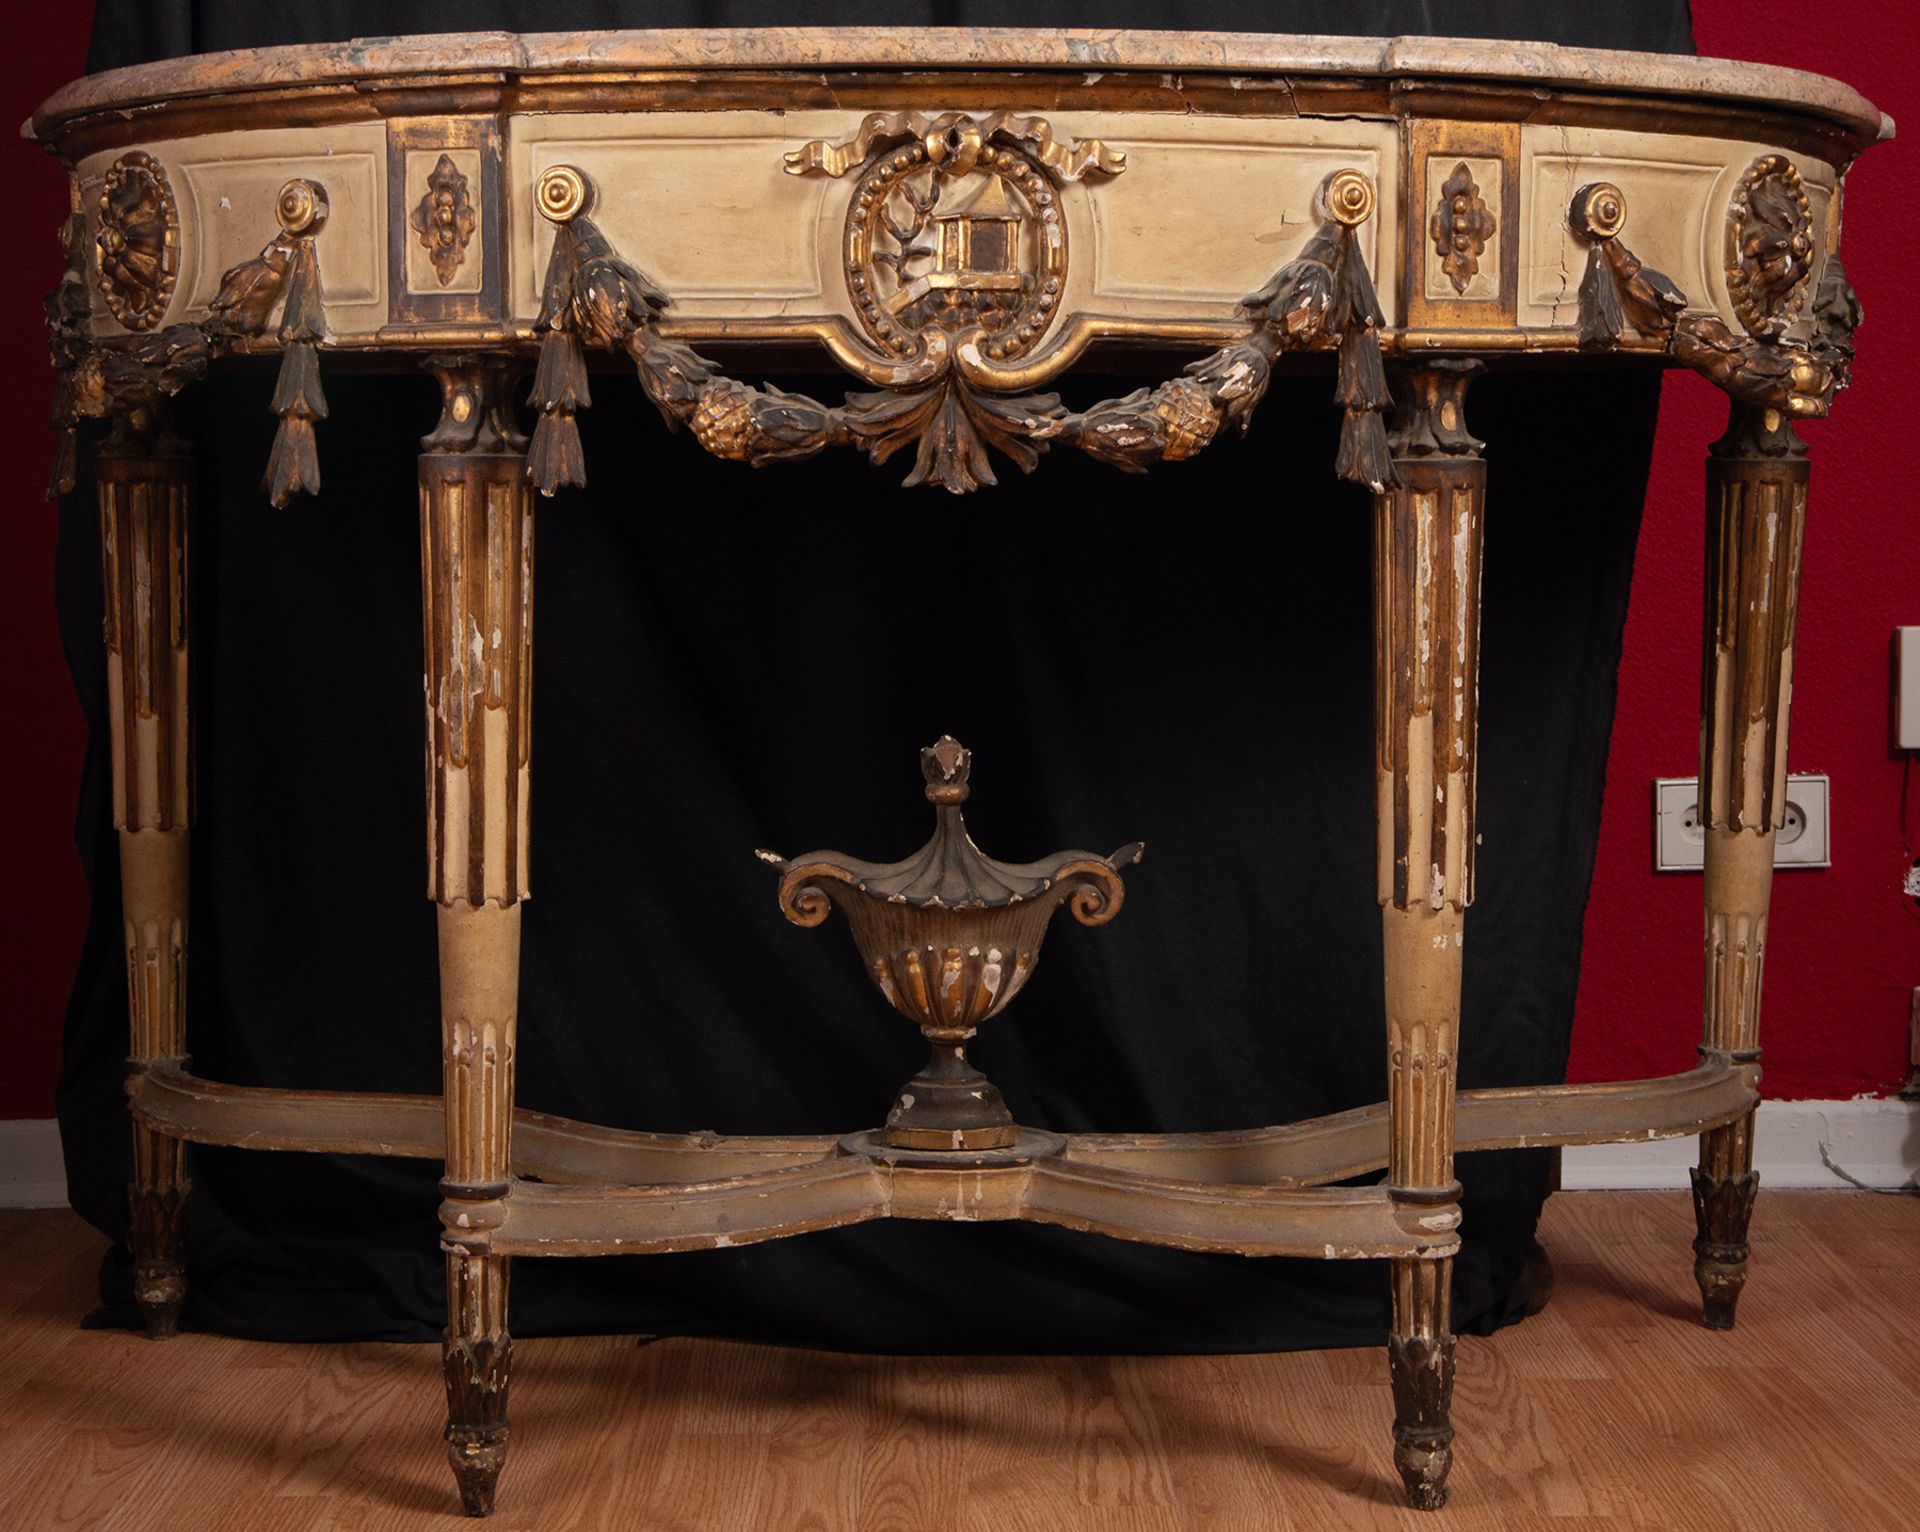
[
  {"left": 1691, "top": 401, "right": 1806, "bottom": 1330},
  {"left": 420, "top": 359, "right": 532, "bottom": 1516},
  {"left": 1374, "top": 363, "right": 1484, "bottom": 1510},
  {"left": 98, "top": 415, "right": 194, "bottom": 1340}
]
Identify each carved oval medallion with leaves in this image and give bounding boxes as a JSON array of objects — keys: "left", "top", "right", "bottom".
[
  {"left": 1726, "top": 154, "right": 1815, "bottom": 338},
  {"left": 844, "top": 123, "right": 1066, "bottom": 365},
  {"left": 95, "top": 151, "right": 179, "bottom": 331}
]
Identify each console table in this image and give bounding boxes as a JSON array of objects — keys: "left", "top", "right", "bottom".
[{"left": 31, "top": 28, "right": 1888, "bottom": 1516}]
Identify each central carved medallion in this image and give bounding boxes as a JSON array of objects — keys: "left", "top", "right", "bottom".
[
  {"left": 845, "top": 131, "right": 1061, "bottom": 363},
  {"left": 786, "top": 112, "right": 1125, "bottom": 365}
]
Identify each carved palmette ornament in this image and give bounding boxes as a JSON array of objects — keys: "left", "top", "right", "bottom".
[
  {"left": 1726, "top": 155, "right": 1815, "bottom": 339},
  {"left": 1430, "top": 161, "right": 1495, "bottom": 295},
  {"left": 95, "top": 151, "right": 179, "bottom": 330},
  {"left": 411, "top": 153, "right": 477, "bottom": 287}
]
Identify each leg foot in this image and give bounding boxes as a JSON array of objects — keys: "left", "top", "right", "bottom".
[
  {"left": 1388, "top": 1330, "right": 1457, "bottom": 1510},
  {"left": 129, "top": 1118, "right": 189, "bottom": 1339},
  {"left": 130, "top": 1219, "right": 187, "bottom": 1339},
  {"left": 444, "top": 1256, "right": 511, "bottom": 1517},
  {"left": 1372, "top": 370, "right": 1478, "bottom": 1513},
  {"left": 1690, "top": 1161, "right": 1758, "bottom": 1330},
  {"left": 132, "top": 1264, "right": 186, "bottom": 1338},
  {"left": 444, "top": 1344, "right": 510, "bottom": 1516}
]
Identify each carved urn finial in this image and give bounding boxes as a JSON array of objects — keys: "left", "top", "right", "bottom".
[
  {"left": 758, "top": 737, "right": 1143, "bottom": 1151},
  {"left": 921, "top": 734, "right": 970, "bottom": 801}
]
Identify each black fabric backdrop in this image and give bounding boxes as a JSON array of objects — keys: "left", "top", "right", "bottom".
[{"left": 59, "top": 2, "right": 1688, "bottom": 1351}]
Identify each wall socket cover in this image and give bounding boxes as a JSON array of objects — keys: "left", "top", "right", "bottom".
[
  {"left": 1653, "top": 775, "right": 1830, "bottom": 871},
  {"left": 1898, "top": 628, "right": 1920, "bottom": 751}
]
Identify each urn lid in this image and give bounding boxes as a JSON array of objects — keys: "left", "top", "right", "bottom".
[{"left": 757, "top": 735, "right": 1142, "bottom": 911}]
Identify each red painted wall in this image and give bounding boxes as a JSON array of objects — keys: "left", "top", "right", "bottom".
[
  {"left": 0, "top": 6, "right": 1910, "bottom": 1118},
  {"left": 2, "top": 7, "right": 96, "bottom": 1121},
  {"left": 1567, "top": 2, "right": 1918, "bottom": 1099}
]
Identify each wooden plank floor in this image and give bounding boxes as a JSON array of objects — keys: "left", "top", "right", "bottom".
[{"left": 0, "top": 1191, "right": 1914, "bottom": 1530}]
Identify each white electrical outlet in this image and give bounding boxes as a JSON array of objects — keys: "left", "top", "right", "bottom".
[
  {"left": 1897, "top": 628, "right": 1920, "bottom": 751},
  {"left": 1653, "top": 775, "right": 1830, "bottom": 871}
]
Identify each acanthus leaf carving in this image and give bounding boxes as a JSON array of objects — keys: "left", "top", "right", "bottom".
[
  {"left": 1388, "top": 1332, "right": 1457, "bottom": 1510},
  {"left": 1807, "top": 251, "right": 1861, "bottom": 400},
  {"left": 1690, "top": 1165, "right": 1759, "bottom": 1329},
  {"left": 443, "top": 1332, "right": 512, "bottom": 1516},
  {"left": 204, "top": 233, "right": 298, "bottom": 339},
  {"left": 844, "top": 377, "right": 1066, "bottom": 492}
]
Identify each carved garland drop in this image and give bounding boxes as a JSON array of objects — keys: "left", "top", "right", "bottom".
[
  {"left": 525, "top": 160, "right": 1395, "bottom": 497},
  {"left": 46, "top": 174, "right": 333, "bottom": 508},
  {"left": 1569, "top": 178, "right": 1855, "bottom": 424},
  {"left": 255, "top": 179, "right": 332, "bottom": 506}
]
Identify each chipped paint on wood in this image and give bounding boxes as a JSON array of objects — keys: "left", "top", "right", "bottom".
[{"left": 421, "top": 360, "right": 534, "bottom": 908}]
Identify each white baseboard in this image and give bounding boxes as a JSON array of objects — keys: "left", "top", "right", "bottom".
[
  {"left": 2, "top": 1100, "right": 1915, "bottom": 1209},
  {"left": 1560, "top": 1097, "right": 1920, "bottom": 1190},
  {"left": 0, "top": 1120, "right": 68, "bottom": 1209}
]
